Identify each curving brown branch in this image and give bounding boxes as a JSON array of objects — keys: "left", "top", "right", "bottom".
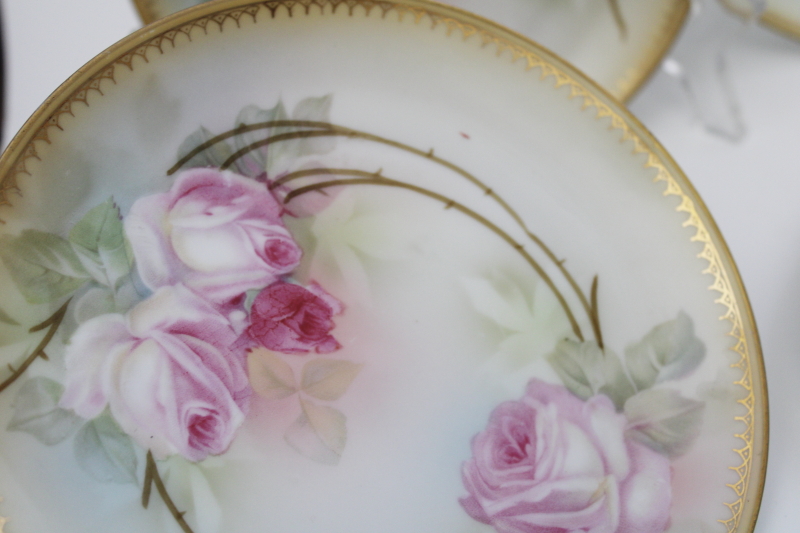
[
  {"left": 142, "top": 451, "right": 195, "bottom": 533},
  {"left": 608, "top": 0, "right": 628, "bottom": 40},
  {"left": 171, "top": 120, "right": 603, "bottom": 344},
  {"left": 284, "top": 170, "right": 585, "bottom": 341},
  {"left": 0, "top": 299, "right": 70, "bottom": 395}
]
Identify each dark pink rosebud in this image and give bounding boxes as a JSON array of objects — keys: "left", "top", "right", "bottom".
[{"left": 247, "top": 281, "right": 344, "bottom": 355}]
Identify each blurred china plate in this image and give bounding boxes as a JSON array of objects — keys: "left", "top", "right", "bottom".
[
  {"left": 132, "top": 0, "right": 690, "bottom": 101},
  {"left": 721, "top": 0, "right": 800, "bottom": 40},
  {"left": 0, "top": 1, "right": 765, "bottom": 533}
]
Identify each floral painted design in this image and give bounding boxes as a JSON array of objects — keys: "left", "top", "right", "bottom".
[
  {"left": 125, "top": 168, "right": 302, "bottom": 303},
  {"left": 248, "top": 280, "right": 343, "bottom": 355},
  {"left": 60, "top": 283, "right": 251, "bottom": 462},
  {"left": 0, "top": 94, "right": 710, "bottom": 533},
  {"left": 459, "top": 313, "right": 707, "bottom": 533},
  {"left": 461, "top": 380, "right": 672, "bottom": 533},
  {"left": 0, "top": 96, "right": 360, "bottom": 531}
]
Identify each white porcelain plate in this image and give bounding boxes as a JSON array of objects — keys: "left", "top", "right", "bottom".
[
  {"left": 0, "top": 2, "right": 765, "bottom": 533},
  {"left": 133, "top": 0, "right": 690, "bottom": 101}
]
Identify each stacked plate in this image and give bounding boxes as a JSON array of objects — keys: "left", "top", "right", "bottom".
[{"left": 0, "top": 2, "right": 767, "bottom": 533}]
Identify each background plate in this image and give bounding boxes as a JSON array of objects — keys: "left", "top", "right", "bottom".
[{"left": 132, "top": 0, "right": 689, "bottom": 101}]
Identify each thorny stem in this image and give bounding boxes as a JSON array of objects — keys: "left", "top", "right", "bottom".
[
  {"left": 142, "top": 451, "right": 195, "bottom": 533},
  {"left": 0, "top": 299, "right": 70, "bottom": 395},
  {"left": 171, "top": 120, "right": 601, "bottom": 342},
  {"left": 590, "top": 276, "right": 604, "bottom": 350},
  {"left": 284, "top": 171, "right": 585, "bottom": 341}
]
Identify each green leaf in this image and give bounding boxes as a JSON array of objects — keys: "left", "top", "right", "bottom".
[
  {"left": 74, "top": 413, "right": 138, "bottom": 484},
  {"left": 284, "top": 399, "right": 347, "bottom": 465},
  {"left": 233, "top": 101, "right": 289, "bottom": 176},
  {"left": 7, "top": 377, "right": 82, "bottom": 445},
  {"left": 547, "top": 339, "right": 636, "bottom": 410},
  {"left": 290, "top": 94, "right": 335, "bottom": 158},
  {"left": 0, "top": 229, "right": 90, "bottom": 304},
  {"left": 0, "top": 305, "right": 20, "bottom": 326},
  {"left": 177, "top": 126, "right": 234, "bottom": 169},
  {"left": 461, "top": 275, "right": 535, "bottom": 332},
  {"left": 625, "top": 388, "right": 704, "bottom": 458},
  {"left": 69, "top": 197, "right": 133, "bottom": 289},
  {"left": 301, "top": 359, "right": 362, "bottom": 401},
  {"left": 247, "top": 348, "right": 297, "bottom": 400},
  {"left": 625, "top": 311, "right": 706, "bottom": 391}
]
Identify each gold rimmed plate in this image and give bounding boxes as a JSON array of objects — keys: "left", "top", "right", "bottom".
[
  {"left": 132, "top": 0, "right": 690, "bottom": 102},
  {"left": 0, "top": 1, "right": 765, "bottom": 532},
  {"left": 721, "top": 0, "right": 800, "bottom": 41}
]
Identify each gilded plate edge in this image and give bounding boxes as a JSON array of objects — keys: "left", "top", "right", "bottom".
[
  {"left": 719, "top": 0, "right": 800, "bottom": 41},
  {"left": 130, "top": 0, "right": 690, "bottom": 102},
  {"left": 0, "top": 1, "right": 767, "bottom": 531}
]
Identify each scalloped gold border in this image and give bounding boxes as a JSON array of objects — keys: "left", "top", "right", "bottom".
[
  {"left": 131, "top": 0, "right": 689, "bottom": 103},
  {"left": 0, "top": 1, "right": 767, "bottom": 531}
]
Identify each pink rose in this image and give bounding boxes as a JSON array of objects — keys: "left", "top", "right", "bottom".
[
  {"left": 247, "top": 280, "right": 343, "bottom": 354},
  {"left": 125, "top": 168, "right": 302, "bottom": 304},
  {"left": 460, "top": 380, "right": 671, "bottom": 533},
  {"left": 60, "top": 284, "right": 250, "bottom": 462}
]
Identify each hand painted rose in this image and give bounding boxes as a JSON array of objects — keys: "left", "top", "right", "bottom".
[
  {"left": 125, "top": 168, "right": 302, "bottom": 304},
  {"left": 60, "top": 284, "right": 251, "bottom": 462},
  {"left": 460, "top": 379, "right": 672, "bottom": 533},
  {"left": 248, "top": 280, "right": 344, "bottom": 355}
]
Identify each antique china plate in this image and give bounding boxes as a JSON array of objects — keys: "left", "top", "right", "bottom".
[
  {"left": 0, "top": 1, "right": 765, "bottom": 532},
  {"left": 721, "top": 0, "right": 800, "bottom": 40},
  {"left": 132, "top": 0, "right": 690, "bottom": 102}
]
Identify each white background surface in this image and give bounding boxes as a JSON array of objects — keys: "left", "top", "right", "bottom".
[{"left": 1, "top": 1, "right": 798, "bottom": 532}]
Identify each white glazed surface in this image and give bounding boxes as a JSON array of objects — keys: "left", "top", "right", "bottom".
[{"left": 0, "top": 1, "right": 797, "bottom": 531}]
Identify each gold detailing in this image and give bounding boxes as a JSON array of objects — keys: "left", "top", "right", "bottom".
[
  {"left": 131, "top": 0, "right": 688, "bottom": 102},
  {"left": 0, "top": 1, "right": 766, "bottom": 531},
  {"left": 719, "top": 0, "right": 800, "bottom": 41},
  {"left": 614, "top": 0, "right": 690, "bottom": 99}
]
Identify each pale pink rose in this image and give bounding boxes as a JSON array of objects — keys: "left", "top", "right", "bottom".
[
  {"left": 60, "top": 284, "right": 250, "bottom": 462},
  {"left": 125, "top": 168, "right": 302, "bottom": 304},
  {"left": 460, "top": 380, "right": 671, "bottom": 533},
  {"left": 247, "top": 280, "right": 343, "bottom": 354}
]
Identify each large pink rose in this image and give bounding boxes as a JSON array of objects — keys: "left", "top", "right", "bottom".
[
  {"left": 60, "top": 284, "right": 250, "bottom": 462},
  {"left": 247, "top": 280, "right": 343, "bottom": 354},
  {"left": 460, "top": 380, "right": 671, "bottom": 533},
  {"left": 125, "top": 168, "right": 302, "bottom": 303}
]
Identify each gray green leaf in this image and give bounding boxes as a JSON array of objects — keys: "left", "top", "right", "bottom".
[
  {"left": 547, "top": 339, "right": 636, "bottom": 410},
  {"left": 284, "top": 399, "right": 346, "bottom": 465},
  {"left": 625, "top": 311, "right": 706, "bottom": 391},
  {"left": 247, "top": 348, "right": 297, "bottom": 400},
  {"left": 74, "top": 413, "right": 138, "bottom": 484},
  {"left": 69, "top": 198, "right": 133, "bottom": 289},
  {"left": 0, "top": 229, "right": 90, "bottom": 303},
  {"left": 290, "top": 94, "right": 335, "bottom": 158},
  {"left": 624, "top": 388, "right": 704, "bottom": 458},
  {"left": 301, "top": 359, "right": 362, "bottom": 401},
  {"left": 177, "top": 126, "right": 234, "bottom": 169},
  {"left": 0, "top": 305, "right": 19, "bottom": 326},
  {"left": 233, "top": 101, "right": 289, "bottom": 176},
  {"left": 7, "top": 377, "right": 82, "bottom": 445}
]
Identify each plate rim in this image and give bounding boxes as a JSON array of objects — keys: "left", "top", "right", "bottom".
[
  {"left": 130, "top": 0, "right": 691, "bottom": 102},
  {"left": 720, "top": 0, "right": 800, "bottom": 41},
  {"left": 0, "top": 1, "right": 767, "bottom": 531}
]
